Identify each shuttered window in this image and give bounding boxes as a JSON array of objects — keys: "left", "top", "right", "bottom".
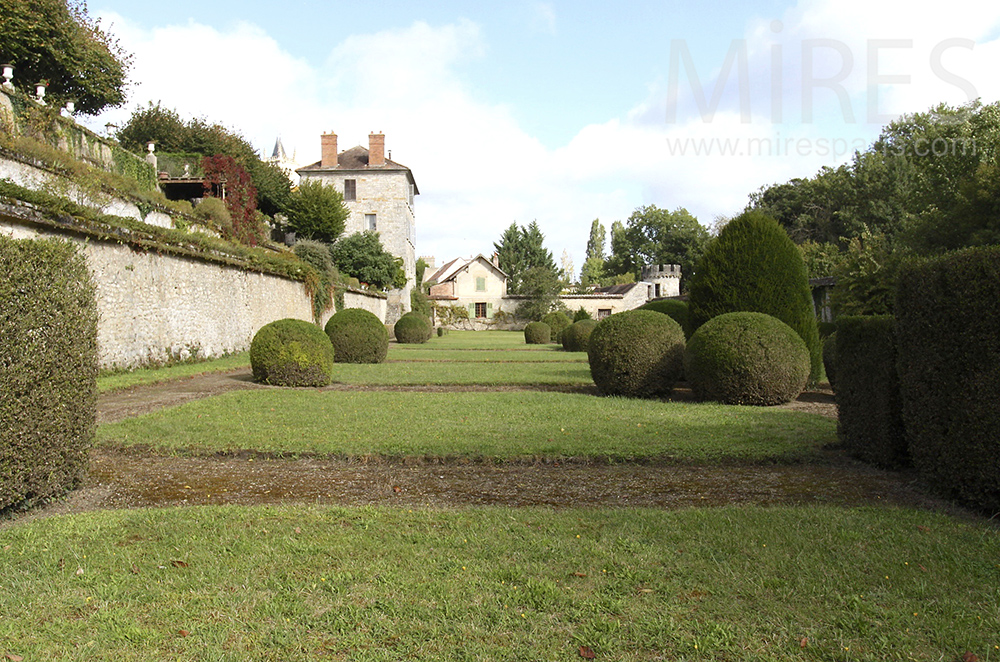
[{"left": 344, "top": 179, "right": 356, "bottom": 201}]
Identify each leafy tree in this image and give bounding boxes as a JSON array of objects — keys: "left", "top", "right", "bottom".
[
  {"left": 799, "top": 240, "right": 844, "bottom": 279},
  {"left": 329, "top": 231, "right": 406, "bottom": 291},
  {"left": 604, "top": 205, "right": 709, "bottom": 292},
  {"left": 829, "top": 229, "right": 908, "bottom": 316},
  {"left": 410, "top": 257, "right": 431, "bottom": 316},
  {"left": 514, "top": 266, "right": 564, "bottom": 321},
  {"left": 201, "top": 154, "right": 265, "bottom": 246},
  {"left": 580, "top": 219, "right": 606, "bottom": 289},
  {"left": 286, "top": 180, "right": 348, "bottom": 243},
  {"left": 493, "top": 220, "right": 557, "bottom": 294},
  {"left": 1, "top": 0, "right": 132, "bottom": 114},
  {"left": 585, "top": 218, "right": 606, "bottom": 261}
]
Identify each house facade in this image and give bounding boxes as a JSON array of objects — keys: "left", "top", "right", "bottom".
[
  {"left": 427, "top": 254, "right": 509, "bottom": 325},
  {"left": 297, "top": 132, "right": 418, "bottom": 323}
]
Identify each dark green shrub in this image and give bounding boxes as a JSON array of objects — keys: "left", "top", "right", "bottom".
[
  {"left": 684, "top": 312, "right": 809, "bottom": 406},
  {"left": 587, "top": 310, "right": 685, "bottom": 398},
  {"left": 294, "top": 239, "right": 337, "bottom": 319},
  {"left": 541, "top": 311, "right": 572, "bottom": 343},
  {"left": 572, "top": 307, "right": 593, "bottom": 322},
  {"left": 823, "top": 332, "right": 837, "bottom": 390},
  {"left": 250, "top": 319, "right": 334, "bottom": 387},
  {"left": 524, "top": 321, "right": 551, "bottom": 344},
  {"left": 687, "top": 210, "right": 822, "bottom": 381},
  {"left": 896, "top": 246, "right": 1000, "bottom": 513},
  {"left": 324, "top": 308, "right": 389, "bottom": 364},
  {"left": 561, "top": 319, "right": 598, "bottom": 352},
  {"left": 1, "top": 236, "right": 97, "bottom": 511},
  {"left": 394, "top": 313, "right": 431, "bottom": 344},
  {"left": 834, "top": 316, "right": 906, "bottom": 468},
  {"left": 437, "top": 327, "right": 448, "bottom": 337},
  {"left": 818, "top": 321, "right": 837, "bottom": 338},
  {"left": 639, "top": 299, "right": 691, "bottom": 338}
]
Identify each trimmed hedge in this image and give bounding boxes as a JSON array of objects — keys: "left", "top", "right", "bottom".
[
  {"left": 524, "top": 322, "right": 551, "bottom": 344},
  {"left": 638, "top": 299, "right": 690, "bottom": 338},
  {"left": 684, "top": 312, "right": 809, "bottom": 406},
  {"left": 822, "top": 332, "right": 837, "bottom": 390},
  {"left": 541, "top": 311, "right": 572, "bottom": 343},
  {"left": 1, "top": 236, "right": 97, "bottom": 510},
  {"left": 394, "top": 313, "right": 432, "bottom": 344},
  {"left": 324, "top": 308, "right": 389, "bottom": 364},
  {"left": 835, "top": 316, "right": 907, "bottom": 468},
  {"left": 561, "top": 319, "right": 598, "bottom": 352},
  {"left": 250, "top": 319, "right": 334, "bottom": 387},
  {"left": 687, "top": 210, "right": 822, "bottom": 381},
  {"left": 896, "top": 246, "right": 1000, "bottom": 513},
  {"left": 587, "top": 310, "right": 686, "bottom": 398}
]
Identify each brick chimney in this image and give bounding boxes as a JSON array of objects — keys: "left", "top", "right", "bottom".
[
  {"left": 368, "top": 132, "right": 385, "bottom": 166},
  {"left": 321, "top": 131, "right": 338, "bottom": 167}
]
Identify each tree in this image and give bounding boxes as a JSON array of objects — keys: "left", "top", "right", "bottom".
[
  {"left": 286, "top": 180, "right": 348, "bottom": 243},
  {"left": 514, "top": 266, "right": 563, "bottom": 321},
  {"left": 585, "top": 218, "right": 606, "bottom": 261},
  {"left": 329, "top": 231, "right": 406, "bottom": 291},
  {"left": 1, "top": 0, "right": 132, "bottom": 114},
  {"left": 604, "top": 205, "right": 709, "bottom": 292},
  {"left": 201, "top": 154, "right": 264, "bottom": 246},
  {"left": 580, "top": 219, "right": 606, "bottom": 289},
  {"left": 493, "top": 220, "right": 557, "bottom": 294}
]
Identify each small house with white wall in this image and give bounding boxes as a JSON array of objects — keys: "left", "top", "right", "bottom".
[{"left": 427, "top": 254, "right": 508, "bottom": 323}]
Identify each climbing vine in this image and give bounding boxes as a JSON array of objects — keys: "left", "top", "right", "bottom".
[{"left": 201, "top": 154, "right": 265, "bottom": 246}]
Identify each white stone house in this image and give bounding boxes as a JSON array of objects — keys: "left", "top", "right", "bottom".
[
  {"left": 427, "top": 254, "right": 509, "bottom": 325},
  {"left": 297, "top": 132, "right": 418, "bottom": 323}
]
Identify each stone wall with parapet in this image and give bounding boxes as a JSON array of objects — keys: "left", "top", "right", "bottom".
[{"left": 342, "top": 288, "right": 388, "bottom": 321}]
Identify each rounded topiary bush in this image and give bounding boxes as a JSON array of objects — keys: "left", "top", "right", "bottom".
[
  {"left": 639, "top": 299, "right": 690, "bottom": 338},
  {"left": 684, "top": 312, "right": 809, "bottom": 406},
  {"left": 687, "top": 210, "right": 821, "bottom": 381},
  {"left": 587, "top": 310, "right": 686, "bottom": 398},
  {"left": 250, "top": 318, "right": 334, "bottom": 387},
  {"left": 823, "top": 332, "right": 837, "bottom": 390},
  {"left": 573, "top": 307, "right": 593, "bottom": 322},
  {"left": 541, "top": 311, "right": 572, "bottom": 343},
  {"left": 394, "top": 312, "right": 432, "bottom": 343},
  {"left": 524, "top": 321, "right": 551, "bottom": 344},
  {"left": 324, "top": 308, "right": 389, "bottom": 363},
  {"left": 561, "top": 319, "right": 598, "bottom": 352}
]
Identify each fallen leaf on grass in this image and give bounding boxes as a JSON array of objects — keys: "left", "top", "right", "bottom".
[
  {"left": 959, "top": 653, "right": 978, "bottom": 662},
  {"left": 178, "top": 630, "right": 190, "bottom": 638},
  {"left": 572, "top": 572, "right": 587, "bottom": 578},
  {"left": 171, "top": 560, "right": 189, "bottom": 568},
  {"left": 392, "top": 486, "right": 402, "bottom": 493},
  {"left": 6, "top": 654, "right": 24, "bottom": 661},
  {"left": 579, "top": 645, "right": 596, "bottom": 659},
  {"left": 800, "top": 637, "right": 808, "bottom": 649},
  {"left": 917, "top": 526, "right": 931, "bottom": 533},
  {"left": 75, "top": 567, "right": 84, "bottom": 576},
  {"left": 918, "top": 564, "right": 928, "bottom": 572},
  {"left": 294, "top": 527, "right": 301, "bottom": 534},
  {"left": 130, "top": 564, "right": 140, "bottom": 575}
]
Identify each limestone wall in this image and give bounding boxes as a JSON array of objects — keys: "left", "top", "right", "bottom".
[{"left": 342, "top": 288, "right": 388, "bottom": 320}]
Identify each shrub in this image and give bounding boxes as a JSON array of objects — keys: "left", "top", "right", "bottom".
[
  {"left": 822, "top": 332, "right": 837, "bottom": 390},
  {"left": 684, "top": 312, "right": 809, "bottom": 406},
  {"left": 687, "top": 210, "right": 822, "bottom": 381},
  {"left": 834, "top": 316, "right": 906, "bottom": 468},
  {"left": 541, "top": 311, "right": 572, "bottom": 343},
  {"left": 193, "top": 195, "right": 232, "bottom": 235},
  {"left": 1, "top": 236, "right": 97, "bottom": 511},
  {"left": 250, "top": 319, "right": 334, "bottom": 387},
  {"left": 394, "top": 313, "right": 432, "bottom": 344},
  {"left": 587, "top": 310, "right": 685, "bottom": 398},
  {"left": 524, "top": 322, "right": 551, "bottom": 344},
  {"left": 896, "top": 246, "right": 1000, "bottom": 513},
  {"left": 572, "top": 307, "right": 593, "bottom": 322},
  {"left": 294, "top": 239, "right": 337, "bottom": 319},
  {"left": 561, "top": 319, "right": 598, "bottom": 352},
  {"left": 324, "top": 308, "right": 389, "bottom": 364},
  {"left": 437, "top": 327, "right": 448, "bottom": 337},
  {"left": 638, "top": 299, "right": 691, "bottom": 338}
]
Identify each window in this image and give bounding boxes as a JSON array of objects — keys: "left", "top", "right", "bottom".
[
  {"left": 475, "top": 302, "right": 488, "bottom": 318},
  {"left": 598, "top": 309, "right": 612, "bottom": 320},
  {"left": 654, "top": 283, "right": 661, "bottom": 297},
  {"left": 366, "top": 213, "right": 377, "bottom": 231},
  {"left": 475, "top": 276, "right": 486, "bottom": 292},
  {"left": 344, "top": 179, "right": 356, "bottom": 201}
]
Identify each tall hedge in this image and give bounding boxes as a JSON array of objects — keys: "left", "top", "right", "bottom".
[
  {"left": 896, "top": 247, "right": 1000, "bottom": 513},
  {"left": 638, "top": 299, "right": 690, "bottom": 339},
  {"left": 1, "top": 236, "right": 98, "bottom": 510},
  {"left": 541, "top": 311, "right": 572, "bottom": 343},
  {"left": 587, "top": 310, "right": 686, "bottom": 398},
  {"left": 835, "top": 316, "right": 907, "bottom": 468},
  {"left": 687, "top": 210, "right": 821, "bottom": 380}
]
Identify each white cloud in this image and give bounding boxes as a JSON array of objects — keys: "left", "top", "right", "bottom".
[{"left": 529, "top": 3, "right": 557, "bottom": 36}]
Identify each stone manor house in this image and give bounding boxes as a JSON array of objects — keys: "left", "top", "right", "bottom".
[{"left": 297, "top": 131, "right": 418, "bottom": 322}]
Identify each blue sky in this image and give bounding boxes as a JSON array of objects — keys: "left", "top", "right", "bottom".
[{"left": 86, "top": 0, "right": 1000, "bottom": 277}]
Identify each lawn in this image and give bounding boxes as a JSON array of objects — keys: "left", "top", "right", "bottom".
[
  {"left": 96, "top": 390, "right": 836, "bottom": 462},
  {"left": 1, "top": 505, "right": 997, "bottom": 661}
]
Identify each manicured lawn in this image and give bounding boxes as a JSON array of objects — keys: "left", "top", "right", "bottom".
[
  {"left": 1, "top": 505, "right": 997, "bottom": 661},
  {"left": 98, "top": 353, "right": 251, "bottom": 393},
  {"left": 97, "top": 390, "right": 836, "bottom": 462},
  {"left": 388, "top": 346, "right": 585, "bottom": 362},
  {"left": 330, "top": 359, "right": 593, "bottom": 384}
]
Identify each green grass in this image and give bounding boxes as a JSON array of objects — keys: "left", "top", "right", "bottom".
[
  {"left": 2, "top": 505, "right": 998, "bottom": 661},
  {"left": 97, "top": 390, "right": 836, "bottom": 462},
  {"left": 388, "top": 346, "right": 585, "bottom": 362},
  {"left": 417, "top": 330, "right": 554, "bottom": 350},
  {"left": 98, "top": 353, "right": 251, "bottom": 393},
  {"left": 330, "top": 360, "right": 593, "bottom": 384}
]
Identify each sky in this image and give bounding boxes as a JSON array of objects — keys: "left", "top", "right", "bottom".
[{"left": 83, "top": 0, "right": 1000, "bottom": 278}]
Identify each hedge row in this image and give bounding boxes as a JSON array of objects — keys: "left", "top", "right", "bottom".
[
  {"left": 0, "top": 236, "right": 98, "bottom": 510},
  {"left": 834, "top": 316, "right": 907, "bottom": 468},
  {"left": 896, "top": 246, "right": 1000, "bottom": 513}
]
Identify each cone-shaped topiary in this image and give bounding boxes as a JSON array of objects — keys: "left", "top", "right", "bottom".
[
  {"left": 324, "top": 308, "right": 389, "bottom": 363},
  {"left": 250, "top": 318, "right": 334, "bottom": 387},
  {"left": 394, "top": 312, "right": 432, "bottom": 343},
  {"left": 587, "top": 310, "right": 686, "bottom": 398},
  {"left": 684, "top": 312, "right": 809, "bottom": 406},
  {"left": 524, "top": 321, "right": 551, "bottom": 344},
  {"left": 639, "top": 299, "right": 691, "bottom": 338},
  {"left": 687, "top": 211, "right": 821, "bottom": 381},
  {"left": 541, "top": 311, "right": 572, "bottom": 343},
  {"left": 561, "top": 319, "right": 598, "bottom": 352},
  {"left": 823, "top": 332, "right": 837, "bottom": 390}
]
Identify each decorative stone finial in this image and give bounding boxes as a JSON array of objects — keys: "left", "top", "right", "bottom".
[{"left": 1, "top": 65, "right": 13, "bottom": 91}]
